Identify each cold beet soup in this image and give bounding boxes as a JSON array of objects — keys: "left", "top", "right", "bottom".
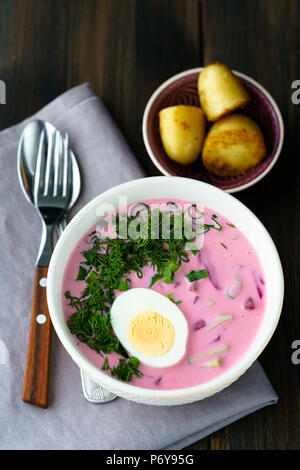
[{"left": 62, "top": 199, "right": 266, "bottom": 390}]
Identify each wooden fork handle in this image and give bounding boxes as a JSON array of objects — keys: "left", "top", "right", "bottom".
[{"left": 22, "top": 266, "right": 52, "bottom": 408}]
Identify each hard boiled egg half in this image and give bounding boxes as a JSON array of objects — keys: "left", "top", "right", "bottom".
[{"left": 110, "top": 288, "right": 188, "bottom": 368}]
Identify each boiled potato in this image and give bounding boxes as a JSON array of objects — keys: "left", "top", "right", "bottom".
[
  {"left": 202, "top": 114, "right": 266, "bottom": 176},
  {"left": 198, "top": 63, "right": 250, "bottom": 122},
  {"left": 159, "top": 105, "right": 206, "bottom": 165}
]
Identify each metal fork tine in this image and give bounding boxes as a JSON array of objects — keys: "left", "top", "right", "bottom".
[
  {"left": 43, "top": 130, "right": 56, "bottom": 196},
  {"left": 62, "top": 133, "right": 71, "bottom": 197},
  {"left": 67, "top": 151, "right": 73, "bottom": 200},
  {"left": 53, "top": 131, "right": 62, "bottom": 196},
  {"left": 66, "top": 134, "right": 73, "bottom": 201},
  {"left": 33, "top": 129, "right": 45, "bottom": 203}
]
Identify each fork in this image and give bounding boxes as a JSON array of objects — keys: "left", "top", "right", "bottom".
[{"left": 22, "top": 129, "right": 72, "bottom": 408}]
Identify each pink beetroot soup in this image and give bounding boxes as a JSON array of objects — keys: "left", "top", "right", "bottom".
[{"left": 62, "top": 198, "right": 266, "bottom": 390}]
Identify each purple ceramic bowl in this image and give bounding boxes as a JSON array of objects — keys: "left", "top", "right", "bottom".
[{"left": 142, "top": 68, "right": 284, "bottom": 193}]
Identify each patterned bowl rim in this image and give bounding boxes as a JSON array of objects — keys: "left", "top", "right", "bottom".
[{"left": 142, "top": 67, "right": 284, "bottom": 193}]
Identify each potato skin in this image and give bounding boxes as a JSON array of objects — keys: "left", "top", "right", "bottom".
[
  {"left": 198, "top": 63, "right": 250, "bottom": 122},
  {"left": 159, "top": 105, "right": 206, "bottom": 165},
  {"left": 202, "top": 114, "right": 266, "bottom": 176}
]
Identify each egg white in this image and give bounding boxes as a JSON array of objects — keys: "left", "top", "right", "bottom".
[{"left": 110, "top": 288, "right": 188, "bottom": 368}]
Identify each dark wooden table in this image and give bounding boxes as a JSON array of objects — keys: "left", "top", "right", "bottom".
[{"left": 1, "top": 0, "right": 299, "bottom": 450}]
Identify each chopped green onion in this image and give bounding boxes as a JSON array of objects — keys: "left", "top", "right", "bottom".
[
  {"left": 118, "top": 280, "right": 130, "bottom": 291},
  {"left": 163, "top": 260, "right": 181, "bottom": 284},
  {"left": 207, "top": 314, "right": 233, "bottom": 332},
  {"left": 211, "top": 214, "right": 222, "bottom": 231},
  {"left": 149, "top": 273, "right": 163, "bottom": 287},
  {"left": 102, "top": 357, "right": 110, "bottom": 371},
  {"left": 226, "top": 277, "right": 243, "bottom": 299},
  {"left": 187, "top": 344, "right": 230, "bottom": 364},
  {"left": 166, "top": 293, "right": 182, "bottom": 305},
  {"left": 185, "top": 269, "right": 208, "bottom": 282},
  {"left": 185, "top": 241, "right": 200, "bottom": 255},
  {"left": 201, "top": 357, "right": 222, "bottom": 368},
  {"left": 187, "top": 204, "right": 205, "bottom": 219}
]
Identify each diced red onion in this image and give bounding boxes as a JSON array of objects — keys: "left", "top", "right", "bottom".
[
  {"left": 153, "top": 377, "right": 162, "bottom": 386},
  {"left": 194, "top": 319, "right": 206, "bottom": 330},
  {"left": 188, "top": 281, "right": 199, "bottom": 292},
  {"left": 199, "top": 250, "right": 221, "bottom": 290},
  {"left": 212, "top": 334, "right": 221, "bottom": 342},
  {"left": 252, "top": 271, "right": 264, "bottom": 299},
  {"left": 244, "top": 297, "right": 255, "bottom": 310},
  {"left": 257, "top": 286, "right": 263, "bottom": 298}
]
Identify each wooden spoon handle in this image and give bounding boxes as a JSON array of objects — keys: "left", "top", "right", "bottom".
[{"left": 22, "top": 266, "right": 52, "bottom": 408}]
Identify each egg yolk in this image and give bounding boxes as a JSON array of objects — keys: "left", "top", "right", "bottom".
[{"left": 127, "top": 311, "right": 175, "bottom": 357}]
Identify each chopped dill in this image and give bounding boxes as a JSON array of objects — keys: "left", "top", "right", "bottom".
[
  {"left": 65, "top": 205, "right": 222, "bottom": 382},
  {"left": 102, "top": 356, "right": 142, "bottom": 382}
]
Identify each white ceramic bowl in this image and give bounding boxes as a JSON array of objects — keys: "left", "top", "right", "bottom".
[{"left": 47, "top": 176, "right": 284, "bottom": 405}]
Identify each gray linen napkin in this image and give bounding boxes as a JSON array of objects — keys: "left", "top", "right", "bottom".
[{"left": 0, "top": 83, "right": 277, "bottom": 450}]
